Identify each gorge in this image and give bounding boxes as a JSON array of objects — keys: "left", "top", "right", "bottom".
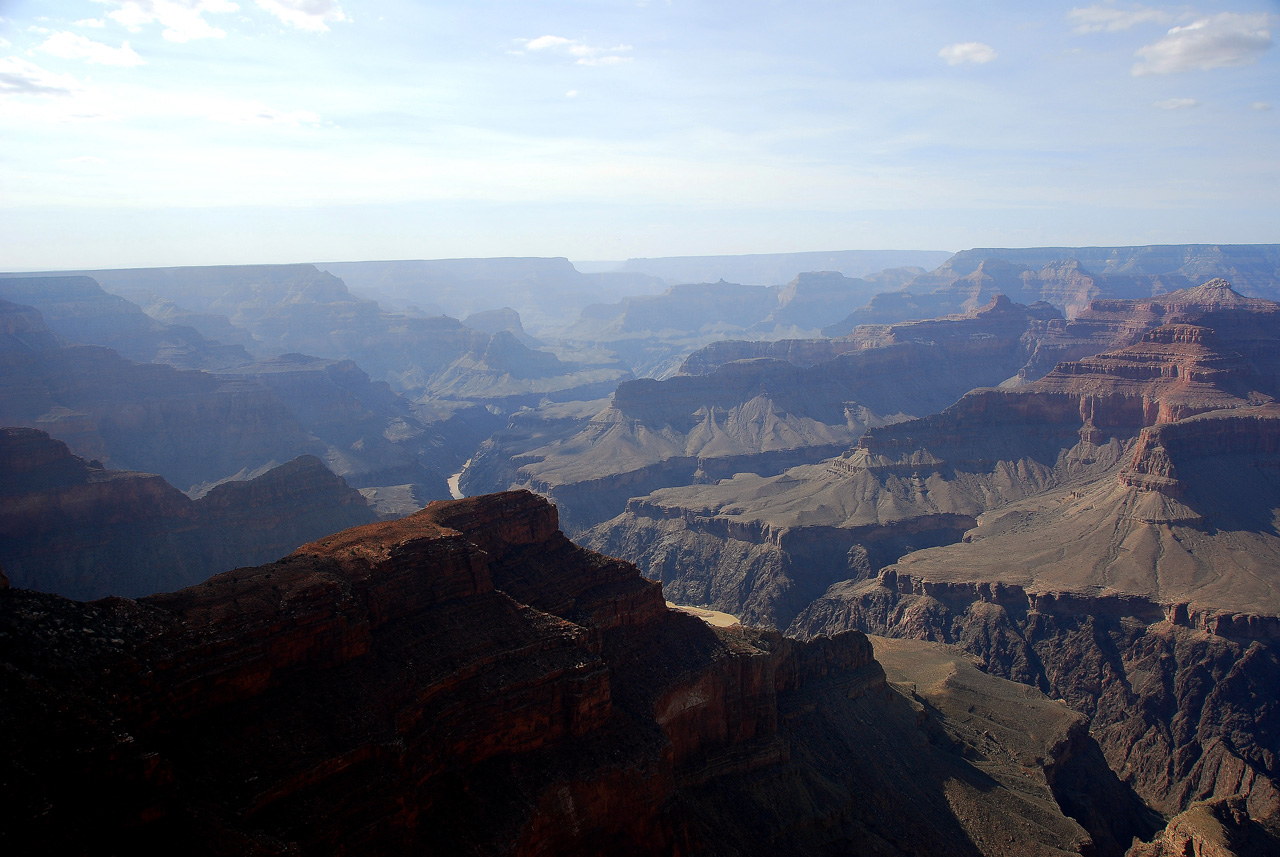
[{"left": 5, "top": 248, "right": 1280, "bottom": 855}]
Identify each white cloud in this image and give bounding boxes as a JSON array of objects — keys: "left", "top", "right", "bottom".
[
  {"left": 1153, "top": 97, "right": 1197, "bottom": 109},
  {"left": 1133, "top": 13, "right": 1272, "bottom": 75},
  {"left": 516, "top": 35, "right": 633, "bottom": 65},
  {"left": 524, "top": 35, "right": 573, "bottom": 51},
  {"left": 255, "top": 0, "right": 346, "bottom": 32},
  {"left": 0, "top": 56, "right": 83, "bottom": 96},
  {"left": 1067, "top": 4, "right": 1173, "bottom": 33},
  {"left": 74, "top": 19, "right": 107, "bottom": 28},
  {"left": 65, "top": 155, "right": 109, "bottom": 163},
  {"left": 1254, "top": 101, "right": 1273, "bottom": 111},
  {"left": 41, "top": 32, "right": 145, "bottom": 66},
  {"left": 938, "top": 42, "right": 997, "bottom": 65},
  {"left": 96, "top": 0, "right": 239, "bottom": 42},
  {"left": 566, "top": 89, "right": 578, "bottom": 98}
]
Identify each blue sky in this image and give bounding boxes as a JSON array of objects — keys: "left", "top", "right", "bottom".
[{"left": 0, "top": 0, "right": 1276, "bottom": 268}]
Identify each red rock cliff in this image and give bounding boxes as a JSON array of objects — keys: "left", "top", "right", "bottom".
[{"left": 3, "top": 490, "right": 1143, "bottom": 856}]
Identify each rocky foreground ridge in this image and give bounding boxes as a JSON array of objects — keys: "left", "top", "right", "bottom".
[{"left": 1, "top": 490, "right": 1163, "bottom": 856}]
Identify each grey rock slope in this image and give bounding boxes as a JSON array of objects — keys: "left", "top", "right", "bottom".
[
  {"left": 0, "top": 299, "right": 453, "bottom": 497},
  {"left": 0, "top": 276, "right": 253, "bottom": 370},
  {"left": 0, "top": 427, "right": 375, "bottom": 599}
]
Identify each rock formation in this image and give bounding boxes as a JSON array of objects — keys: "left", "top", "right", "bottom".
[
  {"left": 0, "top": 427, "right": 376, "bottom": 599},
  {"left": 474, "top": 295, "right": 1095, "bottom": 535},
  {"left": 0, "top": 300, "right": 464, "bottom": 498},
  {"left": 585, "top": 282, "right": 1280, "bottom": 836},
  {"left": 1128, "top": 797, "right": 1280, "bottom": 857},
  {"left": 824, "top": 245, "right": 1280, "bottom": 331},
  {"left": 0, "top": 490, "right": 1152, "bottom": 855},
  {"left": 587, "top": 281, "right": 1280, "bottom": 623},
  {"left": 214, "top": 353, "right": 452, "bottom": 498},
  {"left": 76, "top": 263, "right": 631, "bottom": 405},
  {"left": 0, "top": 276, "right": 253, "bottom": 370}
]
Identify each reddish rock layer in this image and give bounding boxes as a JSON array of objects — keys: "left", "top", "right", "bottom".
[{"left": 0, "top": 491, "right": 1151, "bottom": 856}]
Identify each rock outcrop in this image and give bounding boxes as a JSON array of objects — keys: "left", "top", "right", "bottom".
[
  {"left": 1128, "top": 797, "right": 1280, "bottom": 857},
  {"left": 0, "top": 490, "right": 1151, "bottom": 855},
  {"left": 592, "top": 283, "right": 1280, "bottom": 626},
  {"left": 0, "top": 427, "right": 376, "bottom": 599}
]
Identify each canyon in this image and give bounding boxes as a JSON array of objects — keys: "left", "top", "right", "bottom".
[
  {"left": 585, "top": 280, "right": 1280, "bottom": 844},
  {"left": 0, "top": 491, "right": 1156, "bottom": 855},
  {"left": 5, "top": 247, "right": 1280, "bottom": 854}
]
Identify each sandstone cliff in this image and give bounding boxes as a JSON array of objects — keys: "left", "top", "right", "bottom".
[{"left": 0, "top": 490, "right": 1150, "bottom": 855}]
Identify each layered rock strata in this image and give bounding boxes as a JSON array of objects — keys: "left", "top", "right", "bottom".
[
  {"left": 587, "top": 284, "right": 1280, "bottom": 834},
  {"left": 476, "top": 295, "right": 1085, "bottom": 535},
  {"left": 0, "top": 491, "right": 1152, "bottom": 855}
]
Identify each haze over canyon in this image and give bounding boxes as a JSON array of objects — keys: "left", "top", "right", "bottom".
[{"left": 5, "top": 244, "right": 1280, "bottom": 856}]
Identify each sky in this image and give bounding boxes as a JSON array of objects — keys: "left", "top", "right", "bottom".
[{"left": 0, "top": 0, "right": 1276, "bottom": 269}]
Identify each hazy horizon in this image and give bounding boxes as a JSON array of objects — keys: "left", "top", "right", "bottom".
[{"left": 1, "top": 0, "right": 1275, "bottom": 270}]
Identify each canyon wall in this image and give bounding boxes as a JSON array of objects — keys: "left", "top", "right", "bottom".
[{"left": 0, "top": 491, "right": 1152, "bottom": 855}]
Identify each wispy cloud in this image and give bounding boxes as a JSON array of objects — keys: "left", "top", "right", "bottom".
[
  {"left": 41, "top": 32, "right": 145, "bottom": 67},
  {"left": 1067, "top": 4, "right": 1173, "bottom": 33},
  {"left": 0, "top": 57, "right": 83, "bottom": 96},
  {"left": 1153, "top": 97, "right": 1197, "bottom": 109},
  {"left": 74, "top": 18, "right": 107, "bottom": 28},
  {"left": 96, "top": 0, "right": 239, "bottom": 42},
  {"left": 1253, "top": 101, "right": 1272, "bottom": 111},
  {"left": 514, "top": 35, "right": 633, "bottom": 65},
  {"left": 254, "top": 0, "right": 347, "bottom": 33},
  {"left": 2, "top": 74, "right": 323, "bottom": 126},
  {"left": 1133, "top": 13, "right": 1272, "bottom": 75},
  {"left": 65, "top": 155, "right": 109, "bottom": 163},
  {"left": 938, "top": 42, "right": 997, "bottom": 65}
]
